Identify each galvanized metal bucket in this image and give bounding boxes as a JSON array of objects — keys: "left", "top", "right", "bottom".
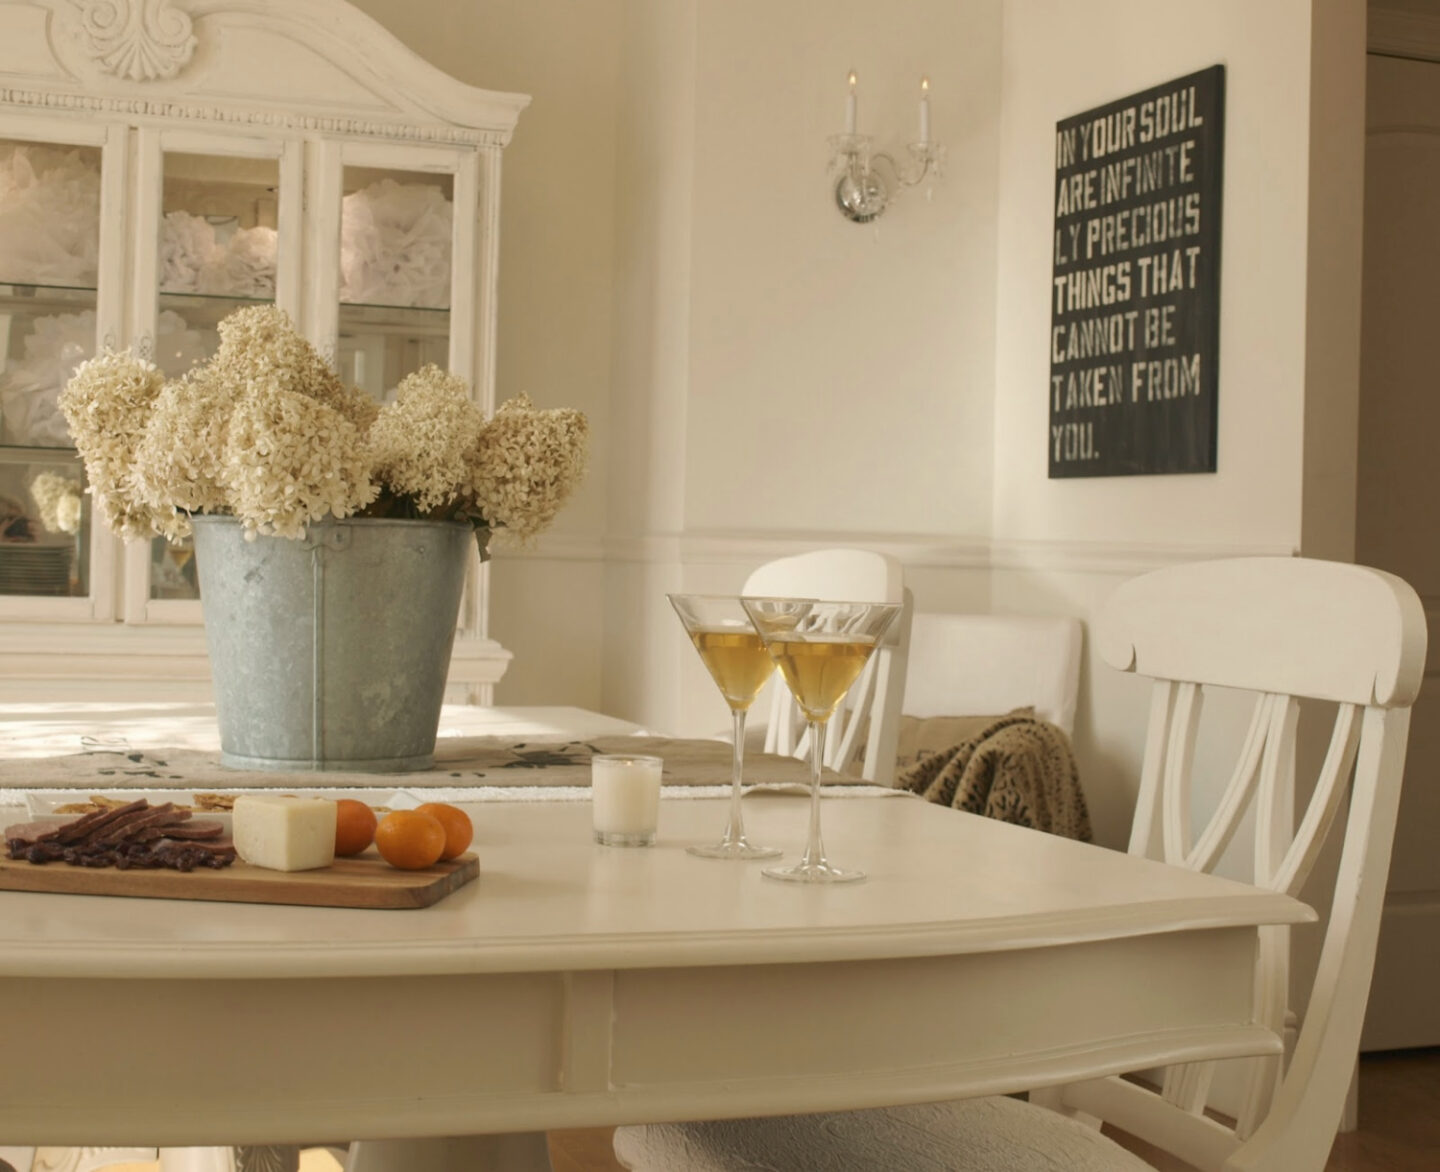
[{"left": 190, "top": 515, "right": 477, "bottom": 773}]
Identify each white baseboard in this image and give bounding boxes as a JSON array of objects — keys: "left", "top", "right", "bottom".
[{"left": 0, "top": 623, "right": 511, "bottom": 701}]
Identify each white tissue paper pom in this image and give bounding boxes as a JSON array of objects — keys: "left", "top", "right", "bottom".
[
  {"left": 0, "top": 143, "right": 101, "bottom": 288},
  {"left": 340, "top": 178, "right": 453, "bottom": 309}
]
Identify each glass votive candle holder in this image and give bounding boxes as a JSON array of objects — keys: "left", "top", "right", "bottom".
[{"left": 592, "top": 754, "right": 663, "bottom": 846}]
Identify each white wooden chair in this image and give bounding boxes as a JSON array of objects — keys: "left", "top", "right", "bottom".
[
  {"left": 741, "top": 548, "right": 912, "bottom": 785},
  {"left": 615, "top": 556, "right": 1427, "bottom": 1172}
]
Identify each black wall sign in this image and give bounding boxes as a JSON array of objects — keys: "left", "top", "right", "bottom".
[{"left": 1049, "top": 65, "right": 1225, "bottom": 478}]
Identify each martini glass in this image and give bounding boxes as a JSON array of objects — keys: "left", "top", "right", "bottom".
[
  {"left": 668, "top": 594, "right": 785, "bottom": 860},
  {"left": 741, "top": 596, "right": 903, "bottom": 883}
]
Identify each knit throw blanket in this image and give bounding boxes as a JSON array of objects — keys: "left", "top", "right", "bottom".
[{"left": 896, "top": 715, "right": 1091, "bottom": 841}]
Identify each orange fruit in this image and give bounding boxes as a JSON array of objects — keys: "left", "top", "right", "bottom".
[
  {"left": 334, "top": 799, "right": 378, "bottom": 857},
  {"left": 374, "top": 810, "right": 446, "bottom": 870},
  {"left": 415, "top": 802, "right": 473, "bottom": 861}
]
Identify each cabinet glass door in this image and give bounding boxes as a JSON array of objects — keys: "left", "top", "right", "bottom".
[
  {"left": 337, "top": 165, "right": 453, "bottom": 402},
  {"left": 147, "top": 149, "right": 282, "bottom": 603},
  {"left": 0, "top": 136, "right": 103, "bottom": 600}
]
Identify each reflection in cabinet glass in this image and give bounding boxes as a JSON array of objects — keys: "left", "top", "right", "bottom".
[
  {"left": 0, "top": 447, "right": 89, "bottom": 597},
  {"left": 338, "top": 167, "right": 453, "bottom": 402},
  {"left": 0, "top": 138, "right": 101, "bottom": 451},
  {"left": 0, "top": 138, "right": 101, "bottom": 602},
  {"left": 145, "top": 152, "right": 282, "bottom": 600}
]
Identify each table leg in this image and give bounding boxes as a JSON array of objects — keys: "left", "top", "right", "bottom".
[{"left": 344, "top": 1134, "right": 552, "bottom": 1172}]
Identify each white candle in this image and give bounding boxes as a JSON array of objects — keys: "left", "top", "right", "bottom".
[
  {"left": 919, "top": 76, "right": 931, "bottom": 144},
  {"left": 845, "top": 70, "right": 858, "bottom": 134},
  {"left": 592, "top": 754, "right": 663, "bottom": 846}
]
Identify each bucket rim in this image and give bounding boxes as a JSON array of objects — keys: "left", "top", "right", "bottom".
[{"left": 188, "top": 514, "right": 480, "bottom": 534}]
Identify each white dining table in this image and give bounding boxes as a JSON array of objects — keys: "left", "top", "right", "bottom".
[{"left": 0, "top": 778, "right": 1312, "bottom": 1171}]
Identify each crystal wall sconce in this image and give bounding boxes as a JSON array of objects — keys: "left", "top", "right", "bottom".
[{"left": 828, "top": 71, "right": 945, "bottom": 223}]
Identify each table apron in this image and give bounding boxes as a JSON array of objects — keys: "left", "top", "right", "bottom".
[{"left": 0, "top": 926, "right": 1276, "bottom": 1145}]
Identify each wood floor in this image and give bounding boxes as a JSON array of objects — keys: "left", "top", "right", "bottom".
[{"left": 547, "top": 1048, "right": 1440, "bottom": 1172}]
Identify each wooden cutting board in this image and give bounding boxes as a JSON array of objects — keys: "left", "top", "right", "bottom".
[{"left": 0, "top": 849, "right": 479, "bottom": 909}]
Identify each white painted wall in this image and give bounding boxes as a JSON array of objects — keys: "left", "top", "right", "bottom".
[
  {"left": 683, "top": 0, "right": 1000, "bottom": 539},
  {"left": 991, "top": 0, "right": 1366, "bottom": 848},
  {"left": 565, "top": 0, "right": 1004, "bottom": 740}
]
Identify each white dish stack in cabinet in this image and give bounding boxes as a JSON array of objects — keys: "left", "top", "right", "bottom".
[{"left": 0, "top": 0, "right": 527, "bottom": 702}]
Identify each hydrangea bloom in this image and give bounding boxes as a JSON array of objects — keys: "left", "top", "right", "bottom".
[
  {"left": 468, "top": 393, "right": 590, "bottom": 541},
  {"left": 222, "top": 376, "right": 376, "bottom": 539},
  {"left": 369, "top": 365, "right": 483, "bottom": 514},
  {"left": 130, "top": 367, "right": 234, "bottom": 539},
  {"left": 28, "top": 471, "right": 83, "bottom": 536},
  {"left": 57, "top": 350, "right": 167, "bottom": 539}
]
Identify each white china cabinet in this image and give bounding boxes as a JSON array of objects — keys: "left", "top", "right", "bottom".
[{"left": 0, "top": 0, "right": 526, "bottom": 701}]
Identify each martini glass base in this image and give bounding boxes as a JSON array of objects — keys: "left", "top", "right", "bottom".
[
  {"left": 762, "top": 859, "right": 866, "bottom": 884},
  {"left": 687, "top": 840, "right": 783, "bottom": 860}
]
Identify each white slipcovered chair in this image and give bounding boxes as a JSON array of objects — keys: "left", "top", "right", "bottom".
[
  {"left": 742, "top": 548, "right": 913, "bottom": 785},
  {"left": 615, "top": 556, "right": 1427, "bottom": 1172},
  {"left": 901, "top": 611, "right": 1083, "bottom": 734}
]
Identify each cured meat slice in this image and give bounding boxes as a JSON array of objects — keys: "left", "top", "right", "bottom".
[{"left": 50, "top": 798, "right": 148, "bottom": 844}]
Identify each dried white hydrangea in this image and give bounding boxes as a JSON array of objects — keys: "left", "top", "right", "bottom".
[
  {"left": 369, "top": 365, "right": 483, "bottom": 514},
  {"left": 130, "top": 367, "right": 235, "bottom": 541},
  {"left": 467, "top": 394, "right": 590, "bottom": 541},
  {"left": 214, "top": 305, "right": 378, "bottom": 433},
  {"left": 58, "top": 305, "right": 589, "bottom": 547},
  {"left": 57, "top": 350, "right": 168, "bottom": 539},
  {"left": 28, "top": 471, "right": 83, "bottom": 536},
  {"left": 221, "top": 376, "right": 376, "bottom": 540}
]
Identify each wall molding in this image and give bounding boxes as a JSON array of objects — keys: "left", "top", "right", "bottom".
[
  {"left": 0, "top": 622, "right": 510, "bottom": 696},
  {"left": 1369, "top": 6, "right": 1440, "bottom": 63},
  {"left": 496, "top": 530, "right": 1296, "bottom": 577}
]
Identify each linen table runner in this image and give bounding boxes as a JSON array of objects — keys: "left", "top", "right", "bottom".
[{"left": 1, "top": 735, "right": 855, "bottom": 792}]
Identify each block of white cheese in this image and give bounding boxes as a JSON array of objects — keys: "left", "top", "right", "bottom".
[{"left": 232, "top": 794, "right": 337, "bottom": 872}]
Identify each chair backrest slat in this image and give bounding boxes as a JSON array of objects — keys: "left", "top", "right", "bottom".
[
  {"left": 1162, "top": 682, "right": 1202, "bottom": 864},
  {"left": 1253, "top": 695, "right": 1299, "bottom": 890},
  {"left": 1127, "top": 680, "right": 1178, "bottom": 858},
  {"left": 1184, "top": 692, "right": 1274, "bottom": 874},
  {"left": 1273, "top": 704, "right": 1361, "bottom": 898}
]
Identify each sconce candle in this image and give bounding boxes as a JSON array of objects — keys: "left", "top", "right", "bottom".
[
  {"left": 919, "top": 76, "right": 931, "bottom": 144},
  {"left": 592, "top": 754, "right": 663, "bottom": 846},
  {"left": 845, "top": 70, "right": 858, "bottom": 134}
]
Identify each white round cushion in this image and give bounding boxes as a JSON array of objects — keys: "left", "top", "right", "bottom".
[{"left": 613, "top": 1095, "right": 1157, "bottom": 1171}]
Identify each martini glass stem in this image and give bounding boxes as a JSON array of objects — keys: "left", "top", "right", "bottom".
[
  {"left": 722, "top": 707, "right": 748, "bottom": 846},
  {"left": 800, "top": 718, "right": 828, "bottom": 869}
]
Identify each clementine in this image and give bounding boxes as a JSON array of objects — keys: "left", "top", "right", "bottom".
[
  {"left": 415, "top": 802, "right": 473, "bottom": 861},
  {"left": 374, "top": 810, "right": 446, "bottom": 870},
  {"left": 334, "top": 798, "right": 378, "bottom": 857}
]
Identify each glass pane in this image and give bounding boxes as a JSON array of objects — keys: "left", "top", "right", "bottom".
[
  {"left": 152, "top": 151, "right": 281, "bottom": 601},
  {"left": 337, "top": 166, "right": 452, "bottom": 402},
  {"left": 0, "top": 448, "right": 90, "bottom": 597},
  {"left": 0, "top": 137, "right": 102, "bottom": 450}
]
